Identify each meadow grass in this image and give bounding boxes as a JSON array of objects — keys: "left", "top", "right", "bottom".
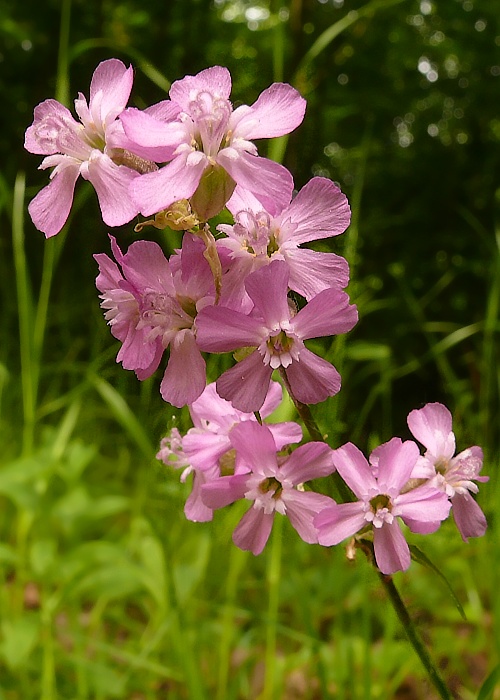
[{"left": 1, "top": 1, "right": 499, "bottom": 698}]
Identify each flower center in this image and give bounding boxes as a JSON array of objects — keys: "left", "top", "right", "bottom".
[
  {"left": 366, "top": 494, "right": 394, "bottom": 528},
  {"left": 189, "top": 91, "right": 232, "bottom": 158},
  {"left": 260, "top": 329, "right": 301, "bottom": 370}
]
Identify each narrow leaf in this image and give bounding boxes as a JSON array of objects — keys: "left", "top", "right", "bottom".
[{"left": 409, "top": 544, "right": 466, "bottom": 620}]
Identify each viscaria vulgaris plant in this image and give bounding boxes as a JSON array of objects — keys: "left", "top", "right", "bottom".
[{"left": 25, "top": 59, "right": 489, "bottom": 699}]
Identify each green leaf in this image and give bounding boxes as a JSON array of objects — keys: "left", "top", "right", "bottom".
[
  {"left": 477, "top": 664, "right": 500, "bottom": 700},
  {"left": 409, "top": 544, "right": 466, "bottom": 620},
  {"left": 0, "top": 615, "right": 40, "bottom": 670},
  {"left": 30, "top": 538, "right": 57, "bottom": 577}
]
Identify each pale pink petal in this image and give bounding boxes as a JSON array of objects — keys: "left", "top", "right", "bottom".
[
  {"left": 284, "top": 247, "right": 350, "bottom": 299},
  {"left": 89, "top": 59, "right": 134, "bottom": 126},
  {"left": 284, "top": 348, "right": 341, "bottom": 405},
  {"left": 229, "top": 422, "right": 278, "bottom": 474},
  {"left": 315, "top": 501, "right": 367, "bottom": 545},
  {"left": 284, "top": 491, "right": 334, "bottom": 544},
  {"left": 278, "top": 177, "right": 351, "bottom": 243},
  {"left": 160, "top": 330, "right": 206, "bottom": 407},
  {"left": 131, "top": 152, "right": 207, "bottom": 216},
  {"left": 25, "top": 99, "right": 81, "bottom": 155},
  {"left": 233, "top": 506, "right": 274, "bottom": 555},
  {"left": 169, "top": 66, "right": 232, "bottom": 107},
  {"left": 184, "top": 471, "right": 215, "bottom": 522},
  {"left": 396, "top": 485, "right": 451, "bottom": 526},
  {"left": 82, "top": 151, "right": 140, "bottom": 226},
  {"left": 183, "top": 431, "right": 231, "bottom": 471},
  {"left": 400, "top": 518, "right": 442, "bottom": 535},
  {"left": 451, "top": 492, "right": 487, "bottom": 542},
  {"left": 216, "top": 149, "right": 293, "bottom": 216},
  {"left": 267, "top": 422, "right": 303, "bottom": 450},
  {"left": 330, "top": 443, "right": 377, "bottom": 499},
  {"left": 244, "top": 261, "right": 290, "bottom": 328},
  {"left": 201, "top": 473, "right": 250, "bottom": 509},
  {"left": 225, "top": 185, "right": 267, "bottom": 217},
  {"left": 452, "top": 446, "right": 487, "bottom": 481},
  {"left": 291, "top": 288, "right": 357, "bottom": 340},
  {"left": 407, "top": 403, "right": 456, "bottom": 460},
  {"left": 195, "top": 306, "right": 266, "bottom": 353},
  {"left": 120, "top": 240, "right": 174, "bottom": 294},
  {"left": 233, "top": 83, "right": 306, "bottom": 139},
  {"left": 260, "top": 380, "right": 284, "bottom": 417},
  {"left": 280, "top": 442, "right": 334, "bottom": 484},
  {"left": 28, "top": 162, "right": 80, "bottom": 237},
  {"left": 120, "top": 107, "right": 185, "bottom": 149},
  {"left": 94, "top": 253, "right": 123, "bottom": 291},
  {"left": 216, "top": 351, "right": 273, "bottom": 413},
  {"left": 373, "top": 522, "right": 411, "bottom": 574},
  {"left": 375, "top": 438, "right": 420, "bottom": 494},
  {"left": 117, "top": 325, "right": 160, "bottom": 373},
  {"left": 134, "top": 342, "right": 164, "bottom": 379}
]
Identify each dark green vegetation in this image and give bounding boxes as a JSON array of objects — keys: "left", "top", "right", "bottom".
[{"left": 0, "top": 0, "right": 498, "bottom": 697}]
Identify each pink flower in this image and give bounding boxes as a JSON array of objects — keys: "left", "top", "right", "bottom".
[
  {"left": 25, "top": 59, "right": 140, "bottom": 237},
  {"left": 157, "top": 381, "right": 302, "bottom": 522},
  {"left": 407, "top": 402, "right": 488, "bottom": 541},
  {"left": 120, "top": 66, "right": 306, "bottom": 219},
  {"left": 217, "top": 177, "right": 350, "bottom": 306},
  {"left": 195, "top": 260, "right": 358, "bottom": 412},
  {"left": 315, "top": 439, "right": 452, "bottom": 575},
  {"left": 201, "top": 421, "right": 335, "bottom": 554},
  {"left": 94, "top": 234, "right": 216, "bottom": 407}
]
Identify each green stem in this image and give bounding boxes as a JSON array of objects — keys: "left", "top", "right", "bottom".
[
  {"left": 262, "top": 512, "right": 283, "bottom": 700},
  {"left": 278, "top": 368, "right": 454, "bottom": 699},
  {"left": 377, "top": 571, "right": 452, "bottom": 700}
]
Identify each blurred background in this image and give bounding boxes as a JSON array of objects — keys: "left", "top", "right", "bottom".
[{"left": 0, "top": 0, "right": 498, "bottom": 698}]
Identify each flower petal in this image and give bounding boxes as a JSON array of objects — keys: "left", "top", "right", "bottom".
[
  {"left": 169, "top": 66, "right": 232, "bottom": 107},
  {"left": 292, "top": 288, "right": 357, "bottom": 340},
  {"left": 283, "top": 247, "right": 350, "bottom": 299},
  {"left": 83, "top": 151, "right": 140, "bottom": 226},
  {"left": 451, "top": 492, "right": 487, "bottom": 542},
  {"left": 89, "top": 59, "right": 134, "bottom": 127},
  {"left": 278, "top": 177, "right": 351, "bottom": 243},
  {"left": 375, "top": 438, "right": 420, "bottom": 494},
  {"left": 216, "top": 351, "right": 273, "bottom": 413},
  {"left": 315, "top": 501, "right": 367, "bottom": 546},
  {"left": 160, "top": 330, "right": 206, "bottom": 407},
  {"left": 233, "top": 506, "right": 274, "bottom": 555},
  {"left": 217, "top": 149, "right": 293, "bottom": 216},
  {"left": 202, "top": 473, "right": 250, "bottom": 509},
  {"left": 245, "top": 261, "right": 291, "bottom": 329},
  {"left": 131, "top": 152, "right": 207, "bottom": 216},
  {"left": 330, "top": 443, "right": 377, "bottom": 499},
  {"left": 233, "top": 83, "right": 306, "bottom": 139},
  {"left": 407, "top": 402, "right": 456, "bottom": 461},
  {"left": 229, "top": 422, "right": 278, "bottom": 474},
  {"left": 28, "top": 162, "right": 80, "bottom": 237},
  {"left": 280, "top": 442, "right": 334, "bottom": 484},
  {"left": 373, "top": 522, "right": 411, "bottom": 574},
  {"left": 196, "top": 306, "right": 266, "bottom": 353},
  {"left": 284, "top": 491, "right": 334, "bottom": 544},
  {"left": 284, "top": 348, "right": 341, "bottom": 405}
]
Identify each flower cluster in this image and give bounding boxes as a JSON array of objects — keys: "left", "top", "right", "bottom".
[{"left": 25, "top": 60, "right": 488, "bottom": 576}]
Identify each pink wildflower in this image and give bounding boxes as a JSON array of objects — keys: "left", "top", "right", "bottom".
[
  {"left": 195, "top": 260, "right": 358, "bottom": 412},
  {"left": 217, "top": 177, "right": 350, "bottom": 306},
  {"left": 201, "top": 421, "right": 335, "bottom": 554},
  {"left": 94, "top": 234, "right": 215, "bottom": 407},
  {"left": 25, "top": 59, "right": 140, "bottom": 237},
  {"left": 120, "top": 66, "right": 306, "bottom": 219},
  {"left": 157, "top": 381, "right": 302, "bottom": 522},
  {"left": 315, "top": 439, "right": 452, "bottom": 575},
  {"left": 407, "top": 402, "right": 488, "bottom": 541}
]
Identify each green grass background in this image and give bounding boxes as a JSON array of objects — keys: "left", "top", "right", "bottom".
[{"left": 0, "top": 0, "right": 498, "bottom": 697}]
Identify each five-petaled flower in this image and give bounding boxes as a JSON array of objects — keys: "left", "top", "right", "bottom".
[
  {"left": 120, "top": 65, "right": 306, "bottom": 220},
  {"left": 407, "top": 402, "right": 488, "bottom": 541},
  {"left": 201, "top": 421, "right": 335, "bottom": 554},
  {"left": 314, "top": 438, "right": 452, "bottom": 575},
  {"left": 25, "top": 59, "right": 141, "bottom": 237},
  {"left": 196, "top": 260, "right": 358, "bottom": 412}
]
